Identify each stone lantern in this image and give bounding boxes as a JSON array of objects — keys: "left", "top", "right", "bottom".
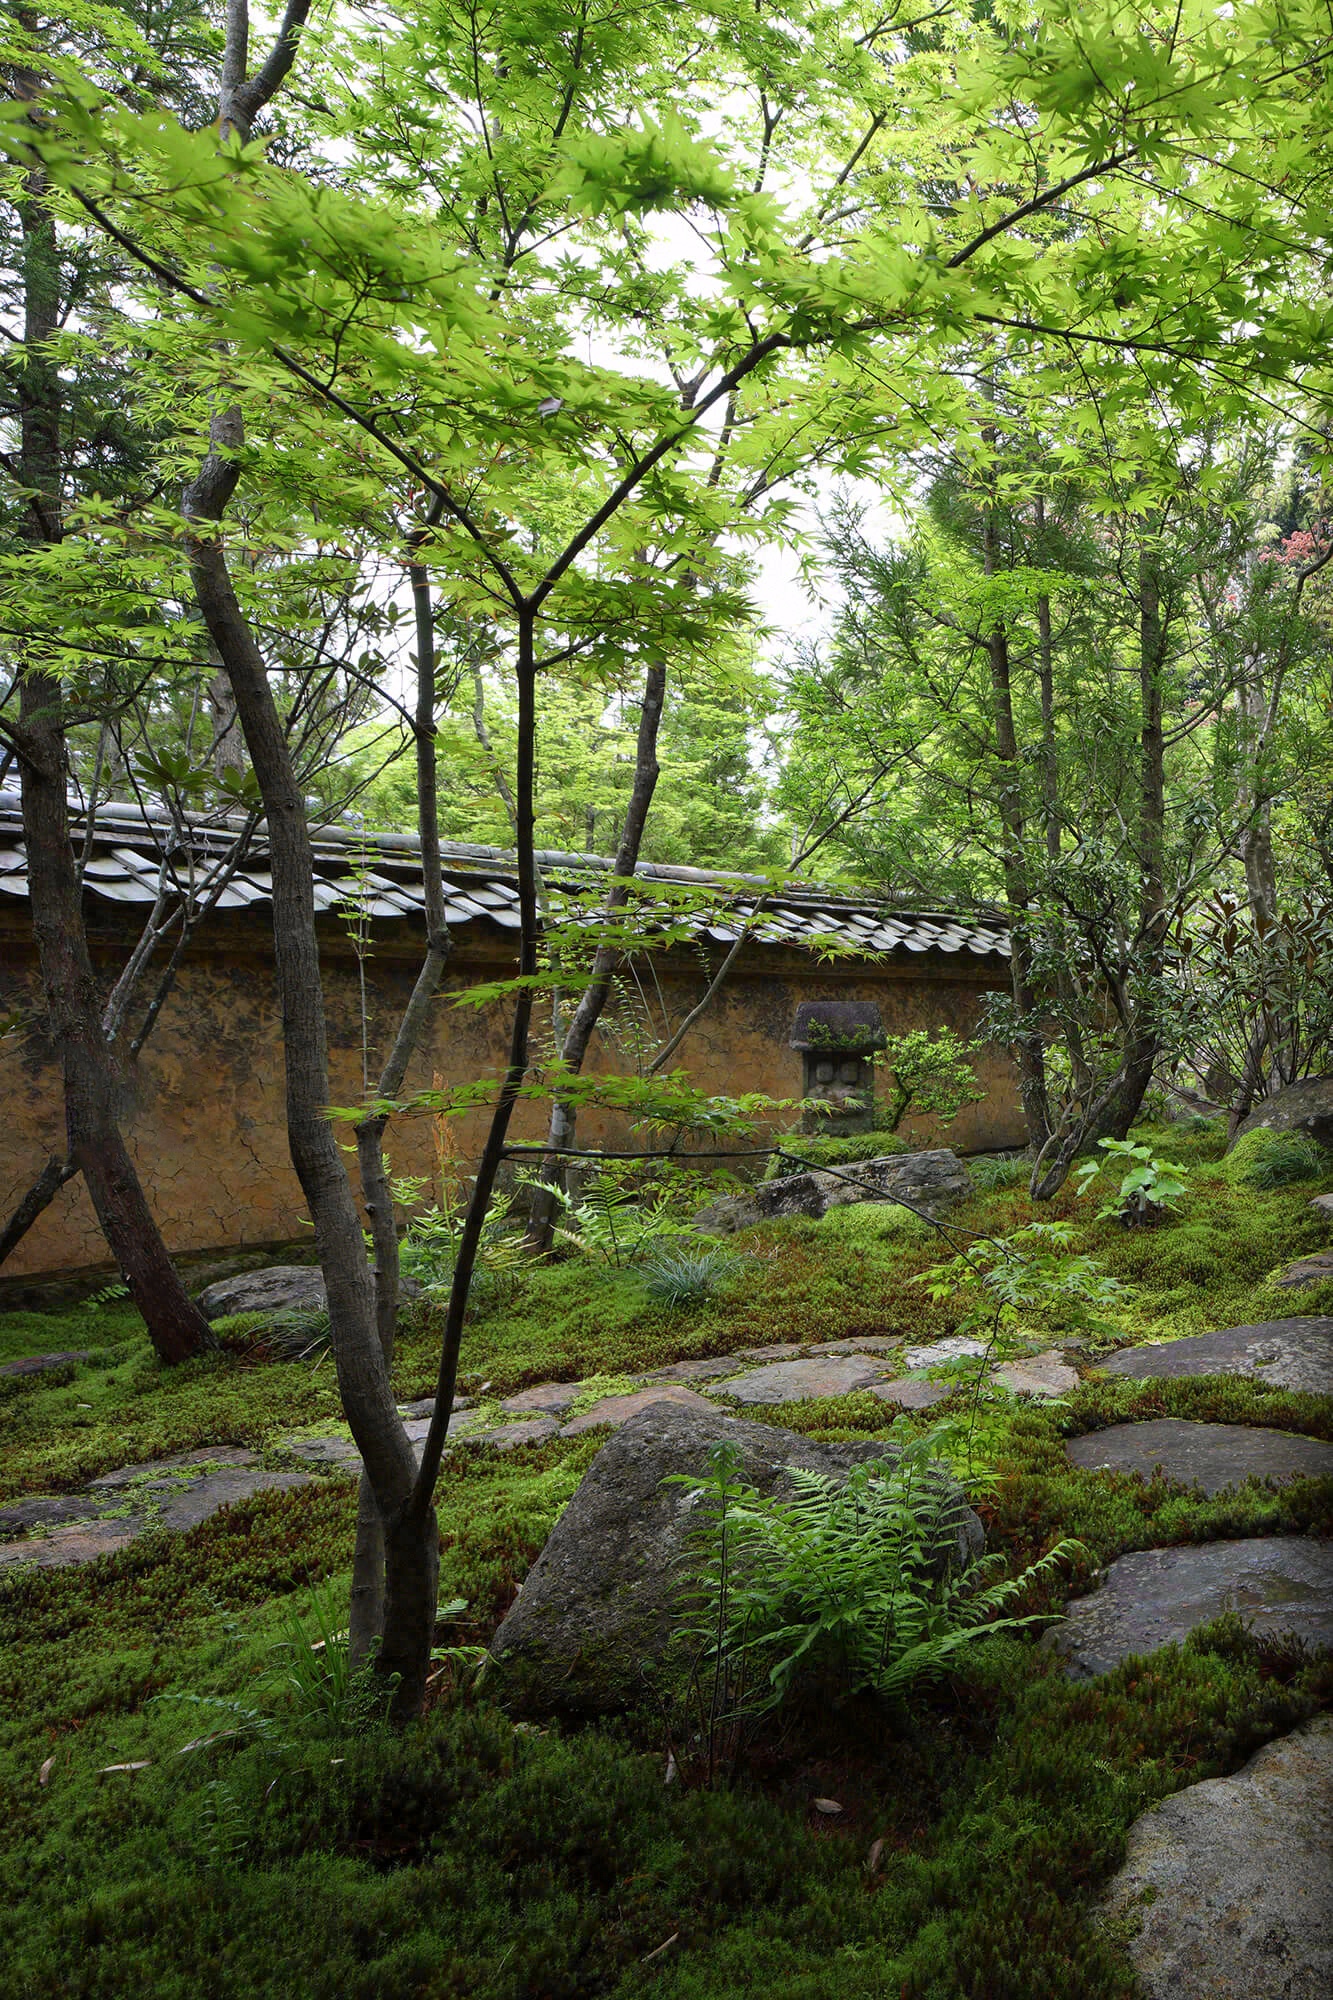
[{"left": 790, "top": 1001, "right": 886, "bottom": 1134}]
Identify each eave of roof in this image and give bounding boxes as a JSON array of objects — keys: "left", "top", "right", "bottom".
[{"left": 0, "top": 793, "right": 1010, "bottom": 964}]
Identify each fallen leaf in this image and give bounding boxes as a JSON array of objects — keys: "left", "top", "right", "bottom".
[
  {"left": 866, "top": 1837, "right": 885, "bottom": 1873},
  {"left": 99, "top": 1761, "right": 151, "bottom": 1774},
  {"left": 812, "top": 1797, "right": 844, "bottom": 1816},
  {"left": 38, "top": 1756, "right": 55, "bottom": 1786}
]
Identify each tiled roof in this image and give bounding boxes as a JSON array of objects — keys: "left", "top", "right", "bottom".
[{"left": 0, "top": 793, "right": 1009, "bottom": 964}]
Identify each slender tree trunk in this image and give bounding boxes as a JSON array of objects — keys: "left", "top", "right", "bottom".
[
  {"left": 981, "top": 499, "right": 1052, "bottom": 1157},
  {"left": 523, "top": 658, "right": 667, "bottom": 1254},
  {"left": 0, "top": 1156, "right": 77, "bottom": 1269},
  {"left": 1103, "top": 545, "right": 1168, "bottom": 1141},
  {"left": 1034, "top": 500, "right": 1061, "bottom": 868},
  {"left": 187, "top": 516, "right": 433, "bottom": 1709},
  {"left": 348, "top": 541, "right": 452, "bottom": 1669},
  {"left": 10, "top": 154, "right": 212, "bottom": 1359}
]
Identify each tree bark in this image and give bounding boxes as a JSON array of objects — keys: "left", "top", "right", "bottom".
[
  {"left": 188, "top": 520, "right": 434, "bottom": 1707},
  {"left": 10, "top": 150, "right": 213, "bottom": 1360},
  {"left": 980, "top": 498, "right": 1052, "bottom": 1158},
  {"left": 348, "top": 542, "right": 452, "bottom": 1670},
  {"left": 523, "top": 657, "right": 668, "bottom": 1253}
]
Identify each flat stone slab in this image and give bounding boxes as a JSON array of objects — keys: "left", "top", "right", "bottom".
[
  {"left": 1310, "top": 1193, "right": 1333, "bottom": 1220},
  {"left": 815, "top": 1336, "right": 902, "bottom": 1356},
  {"left": 714, "top": 1354, "right": 890, "bottom": 1405},
  {"left": 0, "top": 1350, "right": 90, "bottom": 1378},
  {"left": 1051, "top": 1538, "right": 1333, "bottom": 1677},
  {"left": 870, "top": 1378, "right": 954, "bottom": 1410},
  {"left": 561, "top": 1385, "right": 716, "bottom": 1437},
  {"left": 286, "top": 1406, "right": 491, "bottom": 1472},
  {"left": 397, "top": 1395, "right": 472, "bottom": 1420},
  {"left": 996, "top": 1350, "right": 1080, "bottom": 1398},
  {"left": 1066, "top": 1420, "right": 1333, "bottom": 1495},
  {"left": 737, "top": 1342, "right": 805, "bottom": 1362},
  {"left": 471, "top": 1417, "right": 560, "bottom": 1452},
  {"left": 1276, "top": 1250, "right": 1333, "bottom": 1290},
  {"left": 500, "top": 1382, "right": 581, "bottom": 1413},
  {"left": 1101, "top": 1319, "right": 1333, "bottom": 1396},
  {"left": 0, "top": 1494, "right": 108, "bottom": 1536},
  {"left": 0, "top": 1521, "right": 144, "bottom": 1570},
  {"left": 1098, "top": 1714, "right": 1333, "bottom": 2000},
  {"left": 638, "top": 1357, "right": 747, "bottom": 1384},
  {"left": 0, "top": 1452, "right": 310, "bottom": 1569},
  {"left": 902, "top": 1336, "right": 987, "bottom": 1372},
  {"left": 87, "top": 1446, "right": 258, "bottom": 1490}
]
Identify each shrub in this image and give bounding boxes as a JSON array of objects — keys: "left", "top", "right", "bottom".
[
  {"left": 1221, "top": 1127, "right": 1329, "bottom": 1189},
  {"left": 640, "top": 1242, "right": 744, "bottom": 1307}
]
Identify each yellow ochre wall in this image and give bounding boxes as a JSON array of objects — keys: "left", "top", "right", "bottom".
[{"left": 0, "top": 911, "right": 1025, "bottom": 1283}]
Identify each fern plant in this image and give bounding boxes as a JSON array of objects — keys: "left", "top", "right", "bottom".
[
  {"left": 668, "top": 1437, "right": 1080, "bottom": 1722},
  {"left": 543, "top": 1168, "right": 694, "bottom": 1267}
]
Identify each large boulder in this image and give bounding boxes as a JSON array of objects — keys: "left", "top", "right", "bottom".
[
  {"left": 487, "top": 1401, "right": 983, "bottom": 1718},
  {"left": 754, "top": 1147, "right": 972, "bottom": 1223},
  {"left": 1097, "top": 1715, "right": 1333, "bottom": 2000},
  {"left": 1235, "top": 1075, "right": 1333, "bottom": 1150},
  {"left": 196, "top": 1265, "right": 327, "bottom": 1320}
]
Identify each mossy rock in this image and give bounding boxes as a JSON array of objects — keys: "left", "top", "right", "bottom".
[
  {"left": 762, "top": 1130, "right": 909, "bottom": 1182},
  {"left": 487, "top": 1402, "right": 982, "bottom": 1721}
]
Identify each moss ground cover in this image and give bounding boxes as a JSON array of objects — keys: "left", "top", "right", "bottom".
[{"left": 2, "top": 1120, "right": 1330, "bottom": 1997}]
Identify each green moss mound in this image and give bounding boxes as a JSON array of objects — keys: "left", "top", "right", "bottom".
[{"left": 1221, "top": 1126, "right": 1330, "bottom": 1190}]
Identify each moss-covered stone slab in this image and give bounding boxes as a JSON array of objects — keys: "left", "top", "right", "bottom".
[
  {"left": 488, "top": 1402, "right": 983, "bottom": 1719},
  {"left": 500, "top": 1382, "right": 581, "bottom": 1414},
  {"left": 995, "top": 1351, "right": 1080, "bottom": 1397},
  {"left": 470, "top": 1416, "right": 561, "bottom": 1452},
  {"left": 1097, "top": 1714, "right": 1333, "bottom": 2000},
  {"left": 714, "top": 1354, "right": 891, "bottom": 1405},
  {"left": 1100, "top": 1319, "right": 1333, "bottom": 1395},
  {"left": 1311, "top": 1193, "right": 1333, "bottom": 1220},
  {"left": 636, "top": 1357, "right": 744, "bottom": 1384},
  {"left": 0, "top": 1350, "right": 90, "bottom": 1377},
  {"left": 902, "top": 1336, "right": 987, "bottom": 1372},
  {"left": 0, "top": 1521, "right": 143, "bottom": 1570},
  {"left": 1275, "top": 1250, "right": 1333, "bottom": 1290},
  {"left": 870, "top": 1378, "right": 954, "bottom": 1410},
  {"left": 560, "top": 1384, "right": 717, "bottom": 1437},
  {"left": 0, "top": 1450, "right": 310, "bottom": 1568},
  {"left": 1050, "top": 1538, "right": 1333, "bottom": 1678},
  {"left": 1065, "top": 1419, "right": 1333, "bottom": 1495}
]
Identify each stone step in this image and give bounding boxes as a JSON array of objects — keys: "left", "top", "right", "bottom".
[
  {"left": 1065, "top": 1419, "right": 1333, "bottom": 1495},
  {"left": 1049, "top": 1537, "right": 1333, "bottom": 1678},
  {"left": 1101, "top": 1319, "right": 1333, "bottom": 1395},
  {"left": 0, "top": 1448, "right": 310, "bottom": 1571}
]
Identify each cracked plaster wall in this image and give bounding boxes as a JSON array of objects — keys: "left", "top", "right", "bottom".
[{"left": 0, "top": 912, "right": 1024, "bottom": 1281}]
